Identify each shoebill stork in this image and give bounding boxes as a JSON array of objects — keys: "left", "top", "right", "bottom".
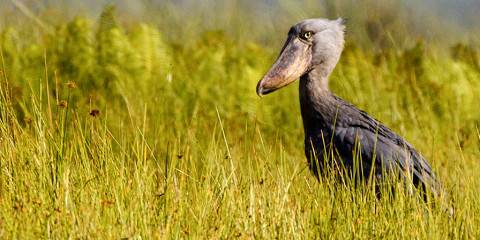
[{"left": 256, "top": 18, "right": 441, "bottom": 196}]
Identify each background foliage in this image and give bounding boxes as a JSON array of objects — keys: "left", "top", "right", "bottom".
[{"left": 0, "top": 1, "right": 479, "bottom": 238}]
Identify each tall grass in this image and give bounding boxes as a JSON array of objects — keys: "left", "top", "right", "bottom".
[{"left": 0, "top": 4, "right": 479, "bottom": 239}]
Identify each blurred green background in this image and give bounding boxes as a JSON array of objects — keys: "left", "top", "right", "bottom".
[{"left": 0, "top": 0, "right": 479, "bottom": 238}]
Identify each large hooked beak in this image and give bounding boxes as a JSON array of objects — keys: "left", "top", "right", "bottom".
[{"left": 256, "top": 36, "right": 311, "bottom": 96}]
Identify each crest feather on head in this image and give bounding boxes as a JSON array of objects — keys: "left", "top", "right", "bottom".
[{"left": 335, "top": 18, "right": 346, "bottom": 32}]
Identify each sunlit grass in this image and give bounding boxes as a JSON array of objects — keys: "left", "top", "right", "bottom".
[{"left": 0, "top": 5, "right": 479, "bottom": 239}]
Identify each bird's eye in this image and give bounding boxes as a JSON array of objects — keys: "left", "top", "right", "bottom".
[{"left": 301, "top": 31, "right": 313, "bottom": 40}]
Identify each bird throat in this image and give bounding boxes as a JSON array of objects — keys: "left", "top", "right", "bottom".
[{"left": 299, "top": 71, "right": 338, "bottom": 136}]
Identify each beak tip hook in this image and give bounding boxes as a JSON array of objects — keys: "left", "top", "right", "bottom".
[{"left": 256, "top": 81, "right": 264, "bottom": 98}]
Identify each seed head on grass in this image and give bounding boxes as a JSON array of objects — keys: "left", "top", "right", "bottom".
[
  {"left": 89, "top": 109, "right": 100, "bottom": 117},
  {"left": 24, "top": 116, "right": 32, "bottom": 125},
  {"left": 57, "top": 100, "right": 68, "bottom": 108},
  {"left": 66, "top": 81, "right": 77, "bottom": 89}
]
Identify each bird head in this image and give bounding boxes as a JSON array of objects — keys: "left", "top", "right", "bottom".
[{"left": 256, "top": 18, "right": 345, "bottom": 96}]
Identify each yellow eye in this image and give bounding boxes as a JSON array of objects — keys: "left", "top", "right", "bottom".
[{"left": 301, "top": 31, "right": 313, "bottom": 40}]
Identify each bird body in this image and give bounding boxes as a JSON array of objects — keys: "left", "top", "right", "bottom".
[
  {"left": 300, "top": 74, "right": 437, "bottom": 191},
  {"left": 256, "top": 18, "right": 440, "bottom": 195}
]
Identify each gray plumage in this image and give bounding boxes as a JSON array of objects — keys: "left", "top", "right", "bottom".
[{"left": 257, "top": 18, "right": 440, "bottom": 195}]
